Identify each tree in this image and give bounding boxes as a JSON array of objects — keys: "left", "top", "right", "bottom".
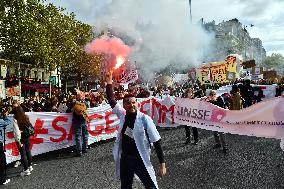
[
  {"left": 262, "top": 53, "right": 284, "bottom": 69},
  {"left": 0, "top": 0, "right": 61, "bottom": 68},
  {"left": 0, "top": 0, "right": 30, "bottom": 64},
  {"left": 0, "top": 0, "right": 101, "bottom": 81}
]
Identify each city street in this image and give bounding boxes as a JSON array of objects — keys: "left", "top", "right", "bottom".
[
  {"left": 1, "top": 0, "right": 284, "bottom": 188},
  {"left": 6, "top": 127, "right": 284, "bottom": 189}
]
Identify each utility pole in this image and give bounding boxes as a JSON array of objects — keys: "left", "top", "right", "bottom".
[{"left": 189, "top": 0, "right": 192, "bottom": 23}]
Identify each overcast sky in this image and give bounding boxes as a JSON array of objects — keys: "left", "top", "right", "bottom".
[{"left": 48, "top": 0, "right": 284, "bottom": 57}]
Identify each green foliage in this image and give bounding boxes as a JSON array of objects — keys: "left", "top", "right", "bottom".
[
  {"left": 0, "top": 0, "right": 100, "bottom": 78},
  {"left": 262, "top": 53, "right": 284, "bottom": 69}
]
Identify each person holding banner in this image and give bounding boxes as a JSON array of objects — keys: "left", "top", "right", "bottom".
[
  {"left": 207, "top": 90, "right": 228, "bottom": 154},
  {"left": 229, "top": 85, "right": 243, "bottom": 110},
  {"left": 0, "top": 108, "right": 12, "bottom": 185},
  {"left": 72, "top": 93, "right": 89, "bottom": 157},
  {"left": 242, "top": 80, "right": 253, "bottom": 108},
  {"left": 155, "top": 88, "right": 164, "bottom": 99},
  {"left": 106, "top": 70, "right": 166, "bottom": 189},
  {"left": 13, "top": 106, "right": 34, "bottom": 176},
  {"left": 182, "top": 88, "right": 198, "bottom": 145}
]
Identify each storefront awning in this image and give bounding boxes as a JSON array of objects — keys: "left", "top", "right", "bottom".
[{"left": 21, "top": 84, "right": 52, "bottom": 92}]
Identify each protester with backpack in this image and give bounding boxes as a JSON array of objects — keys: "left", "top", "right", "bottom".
[
  {"left": 12, "top": 106, "right": 34, "bottom": 176},
  {"left": 72, "top": 91, "right": 89, "bottom": 157},
  {"left": 207, "top": 90, "right": 228, "bottom": 154}
]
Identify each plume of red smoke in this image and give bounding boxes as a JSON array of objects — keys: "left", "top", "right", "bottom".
[
  {"left": 85, "top": 35, "right": 131, "bottom": 64},
  {"left": 85, "top": 36, "right": 132, "bottom": 78}
]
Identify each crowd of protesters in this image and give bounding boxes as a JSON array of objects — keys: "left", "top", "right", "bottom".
[
  {"left": 0, "top": 77, "right": 283, "bottom": 116},
  {"left": 0, "top": 77, "right": 284, "bottom": 185}
]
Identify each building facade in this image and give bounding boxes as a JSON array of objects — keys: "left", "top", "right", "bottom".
[
  {"left": 0, "top": 60, "right": 60, "bottom": 85},
  {"left": 203, "top": 18, "right": 266, "bottom": 64}
]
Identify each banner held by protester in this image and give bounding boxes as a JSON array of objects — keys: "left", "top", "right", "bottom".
[
  {"left": 2, "top": 96, "right": 284, "bottom": 163},
  {"left": 175, "top": 97, "right": 284, "bottom": 139}
]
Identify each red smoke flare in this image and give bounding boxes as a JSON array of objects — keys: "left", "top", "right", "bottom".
[{"left": 85, "top": 36, "right": 131, "bottom": 69}]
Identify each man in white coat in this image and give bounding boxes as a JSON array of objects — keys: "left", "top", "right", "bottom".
[{"left": 106, "top": 71, "right": 166, "bottom": 189}]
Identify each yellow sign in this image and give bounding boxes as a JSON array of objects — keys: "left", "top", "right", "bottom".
[{"left": 196, "top": 56, "right": 237, "bottom": 83}]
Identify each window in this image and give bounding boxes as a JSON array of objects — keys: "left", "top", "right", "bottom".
[
  {"left": 27, "top": 70, "right": 31, "bottom": 77},
  {"left": 34, "top": 71, "right": 37, "bottom": 79}
]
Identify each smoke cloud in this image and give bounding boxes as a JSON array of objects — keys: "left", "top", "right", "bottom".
[
  {"left": 85, "top": 35, "right": 131, "bottom": 69},
  {"left": 85, "top": 36, "right": 131, "bottom": 57},
  {"left": 50, "top": 0, "right": 284, "bottom": 62},
  {"left": 91, "top": 0, "right": 213, "bottom": 79}
]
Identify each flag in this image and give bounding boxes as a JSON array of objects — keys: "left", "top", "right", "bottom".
[{"left": 117, "top": 69, "right": 138, "bottom": 84}]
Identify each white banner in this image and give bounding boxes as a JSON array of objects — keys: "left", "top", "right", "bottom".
[
  {"left": 2, "top": 104, "right": 119, "bottom": 163},
  {"left": 137, "top": 97, "right": 180, "bottom": 127},
  {"left": 256, "top": 85, "right": 277, "bottom": 99},
  {"left": 2, "top": 95, "right": 284, "bottom": 163},
  {"left": 175, "top": 97, "right": 284, "bottom": 139},
  {"left": 215, "top": 84, "right": 276, "bottom": 100}
]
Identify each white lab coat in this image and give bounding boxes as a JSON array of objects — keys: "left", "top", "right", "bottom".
[{"left": 112, "top": 103, "right": 161, "bottom": 189}]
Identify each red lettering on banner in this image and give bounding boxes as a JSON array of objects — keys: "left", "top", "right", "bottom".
[
  {"left": 140, "top": 99, "right": 150, "bottom": 114},
  {"left": 50, "top": 116, "right": 68, "bottom": 142},
  {"left": 5, "top": 132, "right": 19, "bottom": 156},
  {"left": 30, "top": 118, "right": 48, "bottom": 150},
  {"left": 88, "top": 113, "right": 104, "bottom": 136},
  {"left": 105, "top": 111, "right": 116, "bottom": 134},
  {"left": 160, "top": 105, "right": 175, "bottom": 124},
  {"left": 152, "top": 98, "right": 175, "bottom": 124}
]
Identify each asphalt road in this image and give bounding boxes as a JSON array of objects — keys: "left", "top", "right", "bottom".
[{"left": 4, "top": 127, "right": 284, "bottom": 189}]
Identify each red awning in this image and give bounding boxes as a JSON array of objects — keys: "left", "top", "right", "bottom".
[{"left": 21, "top": 84, "right": 52, "bottom": 92}]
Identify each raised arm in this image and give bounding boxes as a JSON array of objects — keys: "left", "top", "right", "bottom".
[{"left": 105, "top": 70, "right": 117, "bottom": 108}]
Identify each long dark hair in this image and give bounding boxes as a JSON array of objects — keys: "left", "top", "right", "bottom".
[{"left": 13, "top": 107, "right": 31, "bottom": 131}]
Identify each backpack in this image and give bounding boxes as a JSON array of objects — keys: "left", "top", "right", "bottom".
[
  {"left": 21, "top": 123, "right": 35, "bottom": 139},
  {"left": 73, "top": 102, "right": 88, "bottom": 121}
]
